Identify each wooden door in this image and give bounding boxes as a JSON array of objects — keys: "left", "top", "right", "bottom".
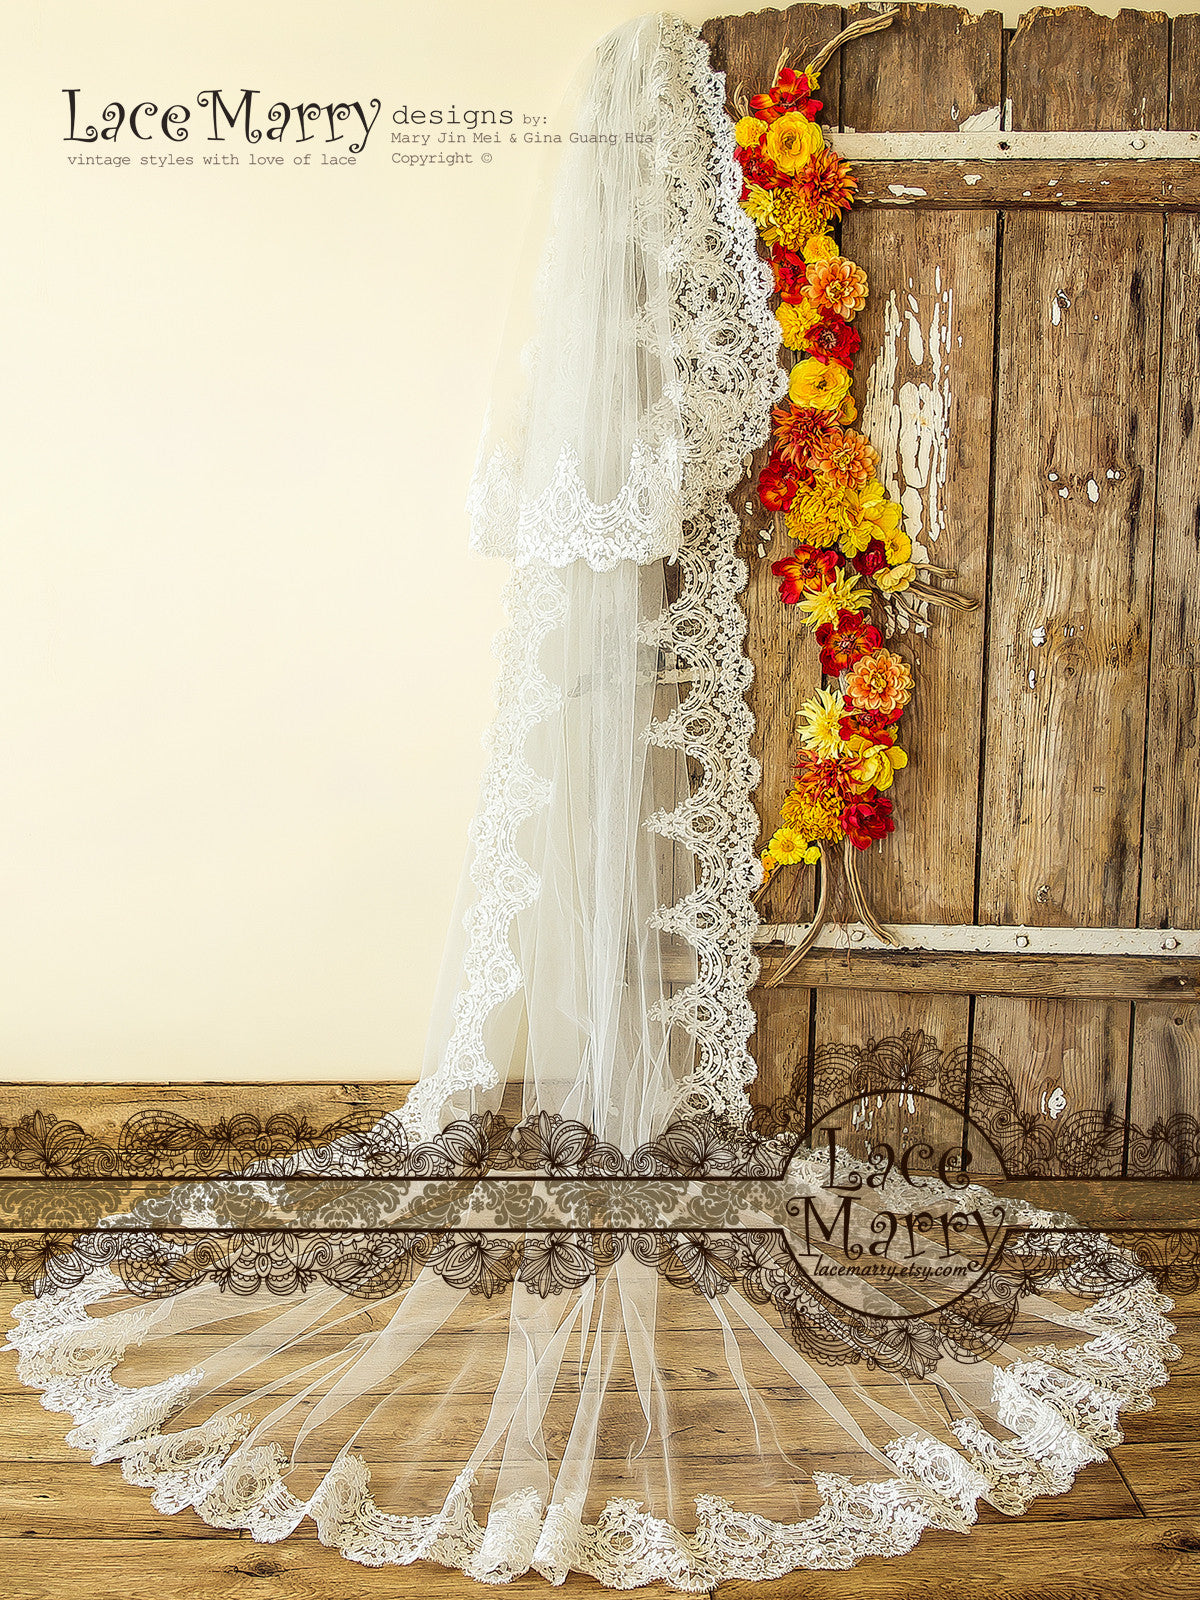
[{"left": 702, "top": 2, "right": 1200, "bottom": 1179}]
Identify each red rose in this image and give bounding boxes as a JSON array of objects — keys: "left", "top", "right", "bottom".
[
  {"left": 757, "top": 453, "right": 800, "bottom": 512},
  {"left": 838, "top": 707, "right": 902, "bottom": 746},
  {"left": 772, "top": 545, "right": 840, "bottom": 605},
  {"left": 842, "top": 795, "right": 896, "bottom": 850},
  {"left": 815, "top": 610, "right": 883, "bottom": 676},
  {"left": 852, "top": 540, "right": 889, "bottom": 577},
  {"left": 804, "top": 316, "right": 862, "bottom": 367},
  {"left": 771, "top": 250, "right": 808, "bottom": 304}
]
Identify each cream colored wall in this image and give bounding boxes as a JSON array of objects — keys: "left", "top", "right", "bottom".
[{"left": 0, "top": 1, "right": 1192, "bottom": 1082}]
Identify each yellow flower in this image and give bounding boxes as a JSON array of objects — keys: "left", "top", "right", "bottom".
[
  {"left": 844, "top": 735, "right": 909, "bottom": 792},
  {"left": 838, "top": 394, "right": 858, "bottom": 425},
  {"left": 767, "top": 826, "right": 810, "bottom": 866},
  {"left": 785, "top": 480, "right": 856, "bottom": 549},
  {"left": 838, "top": 515, "right": 876, "bottom": 558},
  {"left": 875, "top": 560, "right": 917, "bottom": 592},
  {"left": 788, "top": 357, "right": 852, "bottom": 412},
  {"left": 740, "top": 185, "right": 774, "bottom": 229},
  {"left": 782, "top": 785, "right": 844, "bottom": 843},
  {"left": 797, "top": 571, "right": 872, "bottom": 629},
  {"left": 764, "top": 188, "right": 822, "bottom": 251},
  {"left": 765, "top": 111, "right": 825, "bottom": 174},
  {"left": 803, "top": 844, "right": 822, "bottom": 864},
  {"left": 882, "top": 525, "right": 912, "bottom": 565},
  {"left": 857, "top": 479, "right": 904, "bottom": 544},
  {"left": 734, "top": 115, "right": 769, "bottom": 149},
  {"left": 776, "top": 301, "right": 822, "bottom": 350},
  {"left": 759, "top": 851, "right": 778, "bottom": 887},
  {"left": 802, "top": 233, "right": 839, "bottom": 264},
  {"left": 797, "top": 687, "right": 847, "bottom": 758}
]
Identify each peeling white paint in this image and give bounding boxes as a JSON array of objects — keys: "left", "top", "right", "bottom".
[
  {"left": 863, "top": 282, "right": 955, "bottom": 589},
  {"left": 1059, "top": 486, "right": 1069, "bottom": 497},
  {"left": 1050, "top": 290, "right": 1072, "bottom": 327},
  {"left": 1048, "top": 472, "right": 1059, "bottom": 481},
  {"left": 1086, "top": 478, "right": 1100, "bottom": 503},
  {"left": 959, "top": 104, "right": 1002, "bottom": 131},
  {"left": 1032, "top": 626, "right": 1047, "bottom": 646},
  {"left": 963, "top": 172, "right": 983, "bottom": 185},
  {"left": 1028, "top": 670, "right": 1037, "bottom": 688},
  {"left": 888, "top": 184, "right": 927, "bottom": 196},
  {"left": 1046, "top": 1086, "right": 1068, "bottom": 1119}
]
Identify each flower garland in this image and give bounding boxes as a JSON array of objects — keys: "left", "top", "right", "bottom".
[{"left": 730, "top": 23, "right": 972, "bottom": 963}]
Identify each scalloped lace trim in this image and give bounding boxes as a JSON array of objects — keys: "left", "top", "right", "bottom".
[{"left": 5, "top": 1262, "right": 1179, "bottom": 1591}]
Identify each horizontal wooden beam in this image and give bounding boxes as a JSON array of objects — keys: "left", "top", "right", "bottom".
[
  {"left": 835, "top": 130, "right": 1200, "bottom": 161},
  {"left": 755, "top": 923, "right": 1200, "bottom": 957},
  {"left": 847, "top": 158, "right": 1200, "bottom": 210},
  {"left": 754, "top": 948, "right": 1200, "bottom": 1001}
]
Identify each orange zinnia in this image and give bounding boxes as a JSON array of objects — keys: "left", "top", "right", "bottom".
[
  {"left": 804, "top": 258, "right": 869, "bottom": 320},
  {"left": 844, "top": 649, "right": 914, "bottom": 714}
]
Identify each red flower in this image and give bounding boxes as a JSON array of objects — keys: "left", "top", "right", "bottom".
[
  {"left": 772, "top": 545, "right": 840, "bottom": 605},
  {"left": 751, "top": 69, "right": 823, "bottom": 123},
  {"left": 804, "top": 315, "right": 861, "bottom": 367},
  {"left": 815, "top": 610, "right": 882, "bottom": 675},
  {"left": 842, "top": 794, "right": 895, "bottom": 849},
  {"left": 794, "top": 749, "right": 856, "bottom": 801},
  {"left": 757, "top": 452, "right": 801, "bottom": 512},
  {"left": 838, "top": 706, "right": 902, "bottom": 746},
  {"left": 797, "top": 149, "right": 858, "bottom": 219},
  {"left": 771, "top": 249, "right": 808, "bottom": 303},
  {"left": 852, "top": 540, "right": 890, "bottom": 577},
  {"left": 736, "top": 146, "right": 783, "bottom": 189}
]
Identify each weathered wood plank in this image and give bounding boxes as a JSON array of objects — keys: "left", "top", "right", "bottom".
[
  {"left": 1110, "top": 1442, "right": 1200, "bottom": 1515},
  {"left": 850, "top": 158, "right": 1200, "bottom": 210},
  {"left": 977, "top": 207, "right": 1160, "bottom": 927},
  {"left": 758, "top": 950, "right": 1199, "bottom": 1000},
  {"left": 1007, "top": 6, "right": 1169, "bottom": 132},
  {"left": 970, "top": 995, "right": 1131, "bottom": 1176},
  {"left": 718, "top": 1516, "right": 1200, "bottom": 1599},
  {"left": 841, "top": 3, "right": 1004, "bottom": 134},
  {"left": 1171, "top": 11, "right": 1200, "bottom": 131},
  {"left": 0, "top": 1539, "right": 678, "bottom": 1599},
  {"left": 1138, "top": 214, "right": 1200, "bottom": 930},
  {"left": 1127, "top": 1003, "right": 1200, "bottom": 1176}
]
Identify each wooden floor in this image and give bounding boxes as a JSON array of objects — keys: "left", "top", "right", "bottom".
[{"left": 0, "top": 1283, "right": 1195, "bottom": 1600}]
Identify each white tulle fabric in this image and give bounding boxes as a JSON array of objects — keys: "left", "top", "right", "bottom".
[{"left": 4, "top": 12, "right": 1178, "bottom": 1593}]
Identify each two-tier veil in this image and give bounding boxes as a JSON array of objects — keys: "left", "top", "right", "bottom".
[{"left": 6, "top": 14, "right": 1178, "bottom": 1591}]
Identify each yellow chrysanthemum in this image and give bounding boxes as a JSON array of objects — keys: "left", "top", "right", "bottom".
[
  {"left": 844, "top": 735, "right": 909, "bottom": 792},
  {"left": 874, "top": 560, "right": 917, "bottom": 592},
  {"left": 838, "top": 514, "right": 876, "bottom": 558},
  {"left": 734, "top": 115, "right": 769, "bottom": 149},
  {"left": 767, "top": 826, "right": 810, "bottom": 866},
  {"left": 776, "top": 301, "right": 822, "bottom": 350},
  {"left": 782, "top": 786, "right": 845, "bottom": 842},
  {"left": 802, "top": 233, "right": 839, "bottom": 264},
  {"left": 788, "top": 356, "right": 852, "bottom": 412},
  {"left": 764, "top": 111, "right": 825, "bottom": 174},
  {"left": 785, "top": 480, "right": 856, "bottom": 550},
  {"left": 763, "top": 187, "right": 823, "bottom": 251},
  {"left": 797, "top": 571, "right": 872, "bottom": 629},
  {"left": 740, "top": 184, "right": 774, "bottom": 229},
  {"left": 838, "top": 394, "right": 858, "bottom": 425},
  {"left": 796, "top": 687, "right": 848, "bottom": 758}
]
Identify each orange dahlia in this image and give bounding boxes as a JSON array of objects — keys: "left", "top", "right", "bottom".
[
  {"left": 808, "top": 426, "right": 879, "bottom": 490},
  {"left": 797, "top": 149, "right": 858, "bottom": 221},
  {"left": 771, "top": 403, "right": 840, "bottom": 471},
  {"left": 844, "top": 649, "right": 914, "bottom": 714},
  {"left": 804, "top": 257, "right": 869, "bottom": 321}
]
